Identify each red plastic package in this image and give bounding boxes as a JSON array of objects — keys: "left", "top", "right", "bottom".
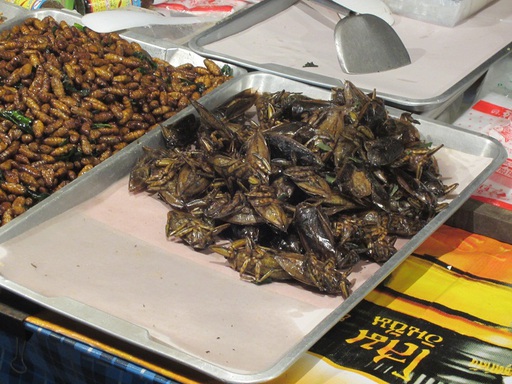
[{"left": 153, "top": 0, "right": 254, "bottom": 14}]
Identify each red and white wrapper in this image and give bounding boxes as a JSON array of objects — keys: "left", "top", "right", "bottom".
[
  {"left": 153, "top": 0, "right": 255, "bottom": 15},
  {"left": 454, "top": 93, "right": 512, "bottom": 210}
]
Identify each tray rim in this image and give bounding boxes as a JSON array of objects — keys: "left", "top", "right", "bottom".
[
  {"left": 0, "top": 72, "right": 507, "bottom": 383},
  {"left": 187, "top": 0, "right": 512, "bottom": 113},
  {"left": 0, "top": 0, "right": 28, "bottom": 19}
]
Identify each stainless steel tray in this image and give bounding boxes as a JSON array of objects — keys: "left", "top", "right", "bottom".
[
  {"left": 0, "top": 0, "right": 28, "bottom": 22},
  {"left": 188, "top": 0, "right": 512, "bottom": 113},
  {"left": 0, "top": 72, "right": 506, "bottom": 383}
]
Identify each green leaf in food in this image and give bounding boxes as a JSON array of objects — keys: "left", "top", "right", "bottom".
[
  {"left": 196, "top": 82, "right": 206, "bottom": 94},
  {"left": 133, "top": 51, "right": 157, "bottom": 70},
  {"left": 0, "top": 110, "right": 33, "bottom": 134},
  {"left": 25, "top": 188, "right": 50, "bottom": 202},
  {"left": 92, "top": 123, "right": 112, "bottom": 128},
  {"left": 221, "top": 64, "right": 233, "bottom": 77},
  {"left": 316, "top": 142, "right": 332, "bottom": 152},
  {"left": 62, "top": 74, "right": 90, "bottom": 96}
]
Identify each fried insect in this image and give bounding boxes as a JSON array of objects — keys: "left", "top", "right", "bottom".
[
  {"left": 166, "top": 210, "right": 229, "bottom": 250},
  {"left": 211, "top": 237, "right": 291, "bottom": 283}
]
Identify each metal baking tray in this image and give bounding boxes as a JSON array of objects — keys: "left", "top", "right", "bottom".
[
  {"left": 188, "top": 0, "right": 512, "bottom": 113},
  {"left": 0, "top": 0, "right": 28, "bottom": 23},
  {"left": 0, "top": 72, "right": 506, "bottom": 383}
]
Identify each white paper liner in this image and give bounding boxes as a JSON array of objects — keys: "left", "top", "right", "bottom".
[{"left": 0, "top": 145, "right": 492, "bottom": 374}]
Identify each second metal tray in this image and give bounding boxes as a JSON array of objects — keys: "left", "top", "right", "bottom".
[
  {"left": 188, "top": 0, "right": 512, "bottom": 113},
  {"left": 0, "top": 0, "right": 27, "bottom": 22}
]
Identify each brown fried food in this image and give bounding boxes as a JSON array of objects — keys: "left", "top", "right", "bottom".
[{"left": 0, "top": 16, "right": 232, "bottom": 225}]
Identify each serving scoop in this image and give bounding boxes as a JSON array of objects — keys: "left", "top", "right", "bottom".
[
  {"left": 306, "top": 0, "right": 411, "bottom": 74},
  {"left": 334, "top": 12, "right": 411, "bottom": 74},
  {"left": 81, "top": 10, "right": 203, "bottom": 33}
]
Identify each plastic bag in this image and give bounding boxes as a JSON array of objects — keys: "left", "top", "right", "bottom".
[
  {"left": 453, "top": 54, "right": 512, "bottom": 210},
  {"left": 382, "top": 0, "right": 495, "bottom": 27}
]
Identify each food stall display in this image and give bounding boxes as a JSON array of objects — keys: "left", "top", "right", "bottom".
[{"left": 0, "top": 0, "right": 510, "bottom": 383}]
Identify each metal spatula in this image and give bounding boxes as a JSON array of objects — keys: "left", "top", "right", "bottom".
[
  {"left": 334, "top": 11, "right": 411, "bottom": 74},
  {"left": 307, "top": 0, "right": 411, "bottom": 74}
]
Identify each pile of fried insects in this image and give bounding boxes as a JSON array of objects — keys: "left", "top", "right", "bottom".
[
  {"left": 129, "top": 82, "right": 458, "bottom": 298},
  {"left": 0, "top": 16, "right": 232, "bottom": 226}
]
